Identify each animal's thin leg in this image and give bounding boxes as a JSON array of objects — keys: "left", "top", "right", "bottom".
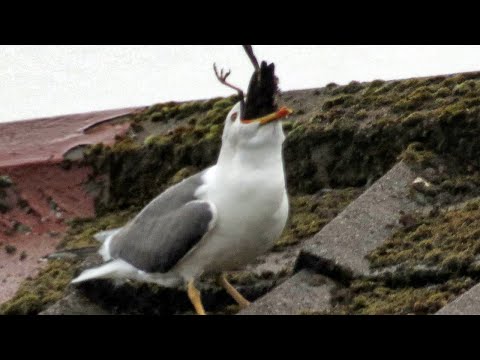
[
  {"left": 187, "top": 280, "right": 206, "bottom": 315},
  {"left": 217, "top": 273, "right": 250, "bottom": 309}
]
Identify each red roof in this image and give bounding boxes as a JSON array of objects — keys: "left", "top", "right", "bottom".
[
  {"left": 0, "top": 106, "right": 146, "bottom": 168},
  {"left": 0, "top": 106, "right": 146, "bottom": 304}
]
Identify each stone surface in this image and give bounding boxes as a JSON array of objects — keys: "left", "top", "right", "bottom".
[
  {"left": 40, "top": 232, "right": 296, "bottom": 314},
  {"left": 238, "top": 270, "right": 336, "bottom": 315},
  {"left": 40, "top": 290, "right": 110, "bottom": 315},
  {"left": 436, "top": 283, "right": 480, "bottom": 315},
  {"left": 243, "top": 242, "right": 302, "bottom": 278},
  {"left": 297, "top": 161, "right": 420, "bottom": 281}
]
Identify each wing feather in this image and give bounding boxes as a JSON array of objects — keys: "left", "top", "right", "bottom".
[{"left": 106, "top": 169, "right": 216, "bottom": 273}]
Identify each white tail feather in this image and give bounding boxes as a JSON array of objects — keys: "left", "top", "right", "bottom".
[
  {"left": 94, "top": 228, "right": 122, "bottom": 243},
  {"left": 71, "top": 259, "right": 138, "bottom": 284}
]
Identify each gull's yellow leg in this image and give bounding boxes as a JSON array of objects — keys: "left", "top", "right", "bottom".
[
  {"left": 217, "top": 273, "right": 251, "bottom": 309},
  {"left": 187, "top": 280, "right": 206, "bottom": 315}
]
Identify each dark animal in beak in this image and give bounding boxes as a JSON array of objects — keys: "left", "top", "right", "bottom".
[
  {"left": 214, "top": 45, "right": 292, "bottom": 124},
  {"left": 243, "top": 60, "right": 279, "bottom": 120}
]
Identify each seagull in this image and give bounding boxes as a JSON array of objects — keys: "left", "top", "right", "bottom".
[{"left": 71, "top": 48, "right": 293, "bottom": 315}]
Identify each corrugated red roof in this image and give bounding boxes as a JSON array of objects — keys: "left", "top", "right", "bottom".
[
  {"left": 0, "top": 106, "right": 146, "bottom": 168},
  {"left": 0, "top": 106, "right": 146, "bottom": 304}
]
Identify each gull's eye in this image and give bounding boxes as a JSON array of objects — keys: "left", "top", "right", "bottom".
[{"left": 230, "top": 112, "right": 238, "bottom": 122}]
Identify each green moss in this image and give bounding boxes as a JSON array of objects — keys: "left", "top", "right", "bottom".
[
  {"left": 438, "top": 176, "right": 480, "bottom": 196},
  {"left": 0, "top": 195, "right": 9, "bottom": 213},
  {"left": 332, "top": 81, "right": 364, "bottom": 95},
  {"left": 205, "top": 124, "right": 222, "bottom": 140},
  {"left": 144, "top": 134, "right": 166, "bottom": 146},
  {"left": 437, "top": 102, "right": 468, "bottom": 123},
  {"left": 326, "top": 82, "right": 338, "bottom": 90},
  {"left": 434, "top": 87, "right": 451, "bottom": 98},
  {"left": 274, "top": 188, "right": 363, "bottom": 250},
  {"left": 14, "top": 222, "right": 31, "bottom": 234},
  {"left": 453, "top": 80, "right": 477, "bottom": 96},
  {"left": 62, "top": 209, "right": 137, "bottom": 250},
  {"left": 149, "top": 111, "right": 165, "bottom": 123},
  {"left": 134, "top": 97, "right": 235, "bottom": 125},
  {"left": 355, "top": 109, "right": 368, "bottom": 120},
  {"left": 367, "top": 198, "right": 480, "bottom": 272},
  {"left": 5, "top": 244, "right": 16, "bottom": 254},
  {"left": 0, "top": 175, "right": 13, "bottom": 188},
  {"left": 331, "top": 277, "right": 474, "bottom": 315},
  {"left": 410, "top": 86, "right": 434, "bottom": 98},
  {"left": 143, "top": 101, "right": 207, "bottom": 123},
  {"left": 371, "top": 82, "right": 397, "bottom": 95},
  {"left": 201, "top": 108, "right": 230, "bottom": 126},
  {"left": 463, "top": 97, "right": 480, "bottom": 108},
  {"left": 165, "top": 166, "right": 199, "bottom": 186},
  {"left": 433, "top": 98, "right": 451, "bottom": 108},
  {"left": 392, "top": 88, "right": 433, "bottom": 113},
  {"left": 399, "top": 143, "right": 436, "bottom": 167},
  {"left": 453, "top": 72, "right": 480, "bottom": 82},
  {"left": 212, "top": 97, "right": 236, "bottom": 110},
  {"left": 84, "top": 97, "right": 239, "bottom": 213},
  {"left": 110, "top": 138, "right": 141, "bottom": 152},
  {"left": 323, "top": 95, "right": 355, "bottom": 110},
  {"left": 20, "top": 251, "right": 27, "bottom": 261},
  {"left": 401, "top": 111, "right": 428, "bottom": 127},
  {"left": 375, "top": 95, "right": 397, "bottom": 107},
  {"left": 82, "top": 70, "right": 480, "bottom": 210},
  {"left": 367, "top": 80, "right": 385, "bottom": 91},
  {"left": 419, "top": 75, "right": 448, "bottom": 86},
  {"left": 177, "top": 101, "right": 205, "bottom": 117},
  {"left": 282, "top": 120, "right": 295, "bottom": 133},
  {"left": 1, "top": 207, "right": 139, "bottom": 315},
  {"left": 84, "top": 143, "right": 105, "bottom": 157},
  {"left": 392, "top": 99, "right": 414, "bottom": 113},
  {"left": 393, "top": 78, "right": 420, "bottom": 93},
  {"left": 452, "top": 74, "right": 471, "bottom": 84},
  {"left": 441, "top": 77, "right": 457, "bottom": 89},
  {"left": 0, "top": 260, "right": 79, "bottom": 315}
]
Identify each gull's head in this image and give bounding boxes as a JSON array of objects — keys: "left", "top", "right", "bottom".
[{"left": 221, "top": 101, "right": 293, "bottom": 150}]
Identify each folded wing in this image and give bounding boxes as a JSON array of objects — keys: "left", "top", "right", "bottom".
[{"left": 103, "top": 169, "right": 217, "bottom": 273}]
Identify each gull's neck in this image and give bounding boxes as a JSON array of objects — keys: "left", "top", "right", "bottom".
[{"left": 216, "top": 124, "right": 285, "bottom": 177}]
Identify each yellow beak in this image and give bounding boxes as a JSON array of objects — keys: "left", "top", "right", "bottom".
[{"left": 241, "top": 107, "right": 293, "bottom": 125}]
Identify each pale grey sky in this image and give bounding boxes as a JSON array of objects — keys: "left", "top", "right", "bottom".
[{"left": 1, "top": 45, "right": 480, "bottom": 122}]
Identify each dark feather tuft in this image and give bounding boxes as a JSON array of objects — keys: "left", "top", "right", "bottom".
[{"left": 243, "top": 61, "right": 279, "bottom": 119}]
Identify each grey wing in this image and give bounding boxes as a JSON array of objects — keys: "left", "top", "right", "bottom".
[
  {"left": 130, "top": 168, "right": 208, "bottom": 219},
  {"left": 106, "top": 167, "right": 216, "bottom": 273},
  {"left": 93, "top": 167, "right": 208, "bottom": 244},
  {"left": 109, "top": 200, "right": 216, "bottom": 273}
]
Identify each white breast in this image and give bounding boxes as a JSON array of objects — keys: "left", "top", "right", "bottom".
[{"left": 175, "top": 151, "right": 289, "bottom": 279}]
